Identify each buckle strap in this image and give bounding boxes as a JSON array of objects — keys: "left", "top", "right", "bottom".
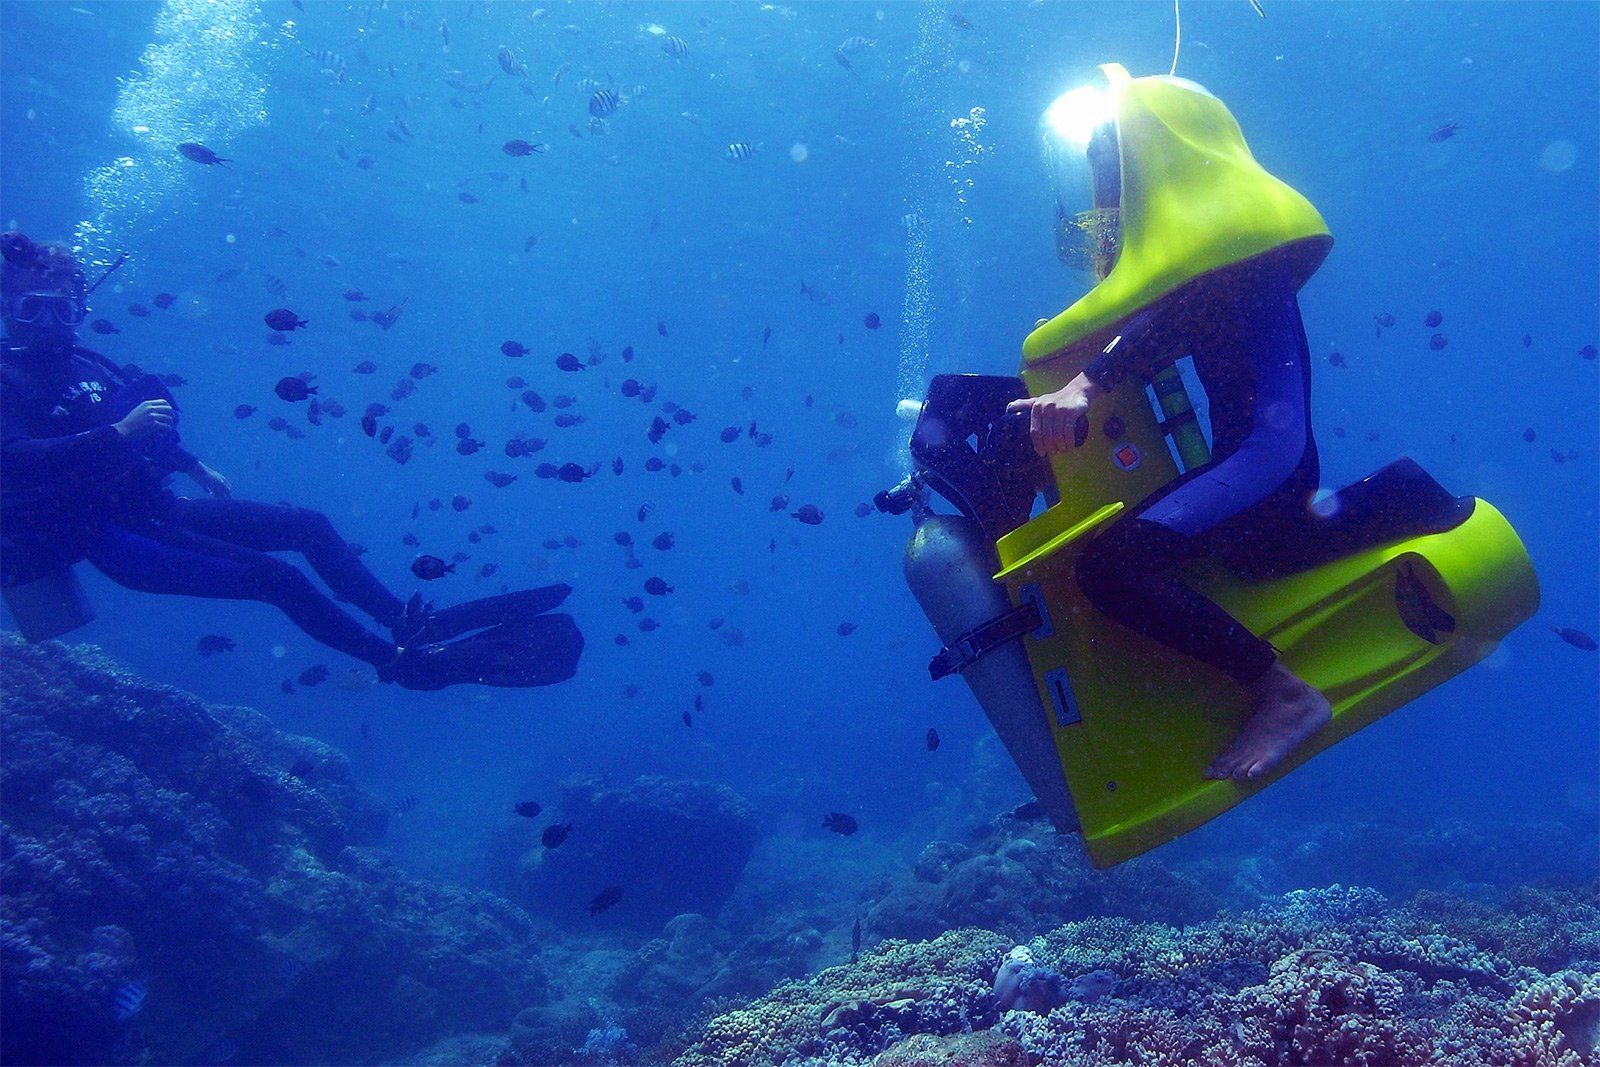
[{"left": 928, "top": 600, "right": 1043, "bottom": 681}]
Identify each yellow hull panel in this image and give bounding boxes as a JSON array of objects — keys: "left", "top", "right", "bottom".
[{"left": 995, "top": 497, "right": 1538, "bottom": 868}]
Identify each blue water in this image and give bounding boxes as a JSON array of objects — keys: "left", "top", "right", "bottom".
[{"left": 2, "top": 0, "right": 1596, "bottom": 1050}]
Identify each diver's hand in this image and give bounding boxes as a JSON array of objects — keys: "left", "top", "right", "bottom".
[
  {"left": 188, "top": 461, "right": 232, "bottom": 498},
  {"left": 1005, "top": 374, "right": 1104, "bottom": 456},
  {"left": 113, "top": 399, "right": 174, "bottom": 441}
]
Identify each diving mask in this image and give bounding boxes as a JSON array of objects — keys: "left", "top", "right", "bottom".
[{"left": 12, "top": 291, "right": 86, "bottom": 327}]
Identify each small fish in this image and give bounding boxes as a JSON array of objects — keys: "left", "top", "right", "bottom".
[
  {"left": 485, "top": 470, "right": 518, "bottom": 488},
  {"left": 360, "top": 414, "right": 377, "bottom": 438},
  {"left": 178, "top": 142, "right": 229, "bottom": 165},
  {"left": 196, "top": 634, "right": 236, "bottom": 656},
  {"left": 589, "top": 88, "right": 620, "bottom": 117},
  {"left": 1554, "top": 627, "right": 1598, "bottom": 652},
  {"left": 152, "top": 292, "right": 176, "bottom": 309},
  {"left": 822, "top": 812, "right": 858, "bottom": 836},
  {"left": 587, "top": 885, "right": 623, "bottom": 916},
  {"left": 90, "top": 319, "right": 120, "bottom": 335},
  {"left": 555, "top": 352, "right": 584, "bottom": 371},
  {"left": 1328, "top": 351, "right": 1347, "bottom": 368},
  {"left": 1523, "top": 428, "right": 1537, "bottom": 443},
  {"left": 792, "top": 504, "right": 824, "bottom": 525},
  {"left": 1429, "top": 333, "right": 1449, "bottom": 351},
  {"left": 513, "top": 801, "right": 542, "bottom": 818},
  {"left": 731, "top": 477, "right": 744, "bottom": 495},
  {"left": 542, "top": 822, "right": 573, "bottom": 848},
  {"left": 127, "top": 303, "right": 150, "bottom": 317},
  {"left": 696, "top": 671, "right": 714, "bottom": 687},
  {"left": 926, "top": 728, "right": 941, "bottom": 751},
  {"left": 1424, "top": 309, "right": 1443, "bottom": 328},
  {"left": 661, "top": 34, "right": 689, "bottom": 60},
  {"left": 394, "top": 794, "right": 419, "bottom": 814},
  {"left": 725, "top": 142, "right": 757, "bottom": 161},
  {"left": 657, "top": 320, "right": 669, "bottom": 336},
  {"left": 502, "top": 139, "right": 547, "bottom": 156},
  {"left": 411, "top": 555, "right": 455, "bottom": 580},
  {"left": 682, "top": 710, "right": 693, "bottom": 727},
  {"left": 1427, "top": 120, "right": 1463, "bottom": 143},
  {"left": 652, "top": 532, "right": 675, "bottom": 551},
  {"left": 863, "top": 311, "right": 881, "bottom": 330},
  {"left": 644, "top": 577, "right": 673, "bottom": 596},
  {"left": 274, "top": 377, "right": 316, "bottom": 402},
  {"left": 112, "top": 980, "right": 147, "bottom": 1020},
  {"left": 1581, "top": 345, "right": 1597, "bottom": 361},
  {"left": 233, "top": 404, "right": 256, "bottom": 419},
  {"left": 836, "top": 622, "right": 857, "bottom": 636},
  {"left": 297, "top": 664, "right": 330, "bottom": 687},
  {"left": 264, "top": 308, "right": 307, "bottom": 331}
]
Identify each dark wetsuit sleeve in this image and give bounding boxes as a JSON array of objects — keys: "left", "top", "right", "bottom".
[
  {"left": 1082, "top": 334, "right": 1148, "bottom": 391},
  {"left": 0, "top": 396, "right": 136, "bottom": 498}
]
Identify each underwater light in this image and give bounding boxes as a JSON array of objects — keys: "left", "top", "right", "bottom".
[{"left": 1043, "top": 85, "right": 1114, "bottom": 152}]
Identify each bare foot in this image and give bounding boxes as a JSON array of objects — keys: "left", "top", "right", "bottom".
[{"left": 1204, "top": 662, "right": 1331, "bottom": 781}]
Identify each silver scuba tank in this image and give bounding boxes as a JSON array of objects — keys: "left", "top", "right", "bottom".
[{"left": 902, "top": 512, "right": 1079, "bottom": 833}]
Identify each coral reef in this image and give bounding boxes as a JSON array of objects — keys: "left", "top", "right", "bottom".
[
  {"left": 867, "top": 822, "right": 1222, "bottom": 943},
  {"left": 672, "top": 883, "right": 1600, "bottom": 1067},
  {"left": 668, "top": 927, "right": 1010, "bottom": 1067},
  {"left": 506, "top": 774, "right": 761, "bottom": 932},
  {"left": 0, "top": 635, "right": 544, "bottom": 1065}
]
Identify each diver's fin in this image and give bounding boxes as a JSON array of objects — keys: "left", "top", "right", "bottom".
[
  {"left": 391, "top": 615, "right": 583, "bottom": 690},
  {"left": 399, "top": 584, "right": 575, "bottom": 645}
]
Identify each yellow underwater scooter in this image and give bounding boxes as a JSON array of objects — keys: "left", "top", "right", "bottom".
[{"left": 884, "top": 65, "right": 1539, "bottom": 869}]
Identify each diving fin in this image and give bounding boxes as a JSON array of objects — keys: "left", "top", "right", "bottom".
[
  {"left": 395, "top": 584, "right": 575, "bottom": 646},
  {"left": 391, "top": 614, "right": 583, "bottom": 691}
]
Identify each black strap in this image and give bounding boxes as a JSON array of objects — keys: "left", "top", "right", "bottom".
[{"left": 929, "top": 599, "right": 1042, "bottom": 681}]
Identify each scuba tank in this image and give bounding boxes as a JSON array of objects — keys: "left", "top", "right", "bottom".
[{"left": 879, "top": 374, "right": 1080, "bottom": 834}]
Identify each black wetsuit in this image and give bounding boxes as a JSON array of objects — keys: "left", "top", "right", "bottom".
[
  {"left": 0, "top": 342, "right": 404, "bottom": 665},
  {"left": 1073, "top": 257, "right": 1319, "bottom": 686}
]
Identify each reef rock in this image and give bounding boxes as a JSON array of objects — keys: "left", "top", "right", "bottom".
[
  {"left": 0, "top": 635, "right": 544, "bottom": 1065},
  {"left": 510, "top": 774, "right": 761, "bottom": 932}
]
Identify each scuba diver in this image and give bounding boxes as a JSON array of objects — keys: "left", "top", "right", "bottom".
[
  {"left": 0, "top": 231, "right": 582, "bottom": 690},
  {"left": 891, "top": 64, "right": 1537, "bottom": 868}
]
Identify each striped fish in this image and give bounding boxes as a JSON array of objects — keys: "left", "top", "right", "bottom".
[
  {"left": 838, "top": 35, "right": 875, "bottom": 53},
  {"left": 661, "top": 35, "right": 689, "bottom": 60},
  {"left": 724, "top": 142, "right": 757, "bottom": 161},
  {"left": 303, "top": 47, "right": 347, "bottom": 71},
  {"left": 265, "top": 275, "right": 288, "bottom": 298},
  {"left": 588, "top": 88, "right": 619, "bottom": 116},
  {"left": 112, "top": 981, "right": 146, "bottom": 1021}
]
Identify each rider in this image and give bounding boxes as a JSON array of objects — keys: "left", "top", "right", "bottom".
[{"left": 1006, "top": 73, "right": 1332, "bottom": 782}]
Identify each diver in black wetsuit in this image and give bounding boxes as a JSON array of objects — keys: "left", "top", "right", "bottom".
[{"left": 0, "top": 231, "right": 582, "bottom": 690}]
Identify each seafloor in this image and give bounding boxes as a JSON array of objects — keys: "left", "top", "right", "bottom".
[{"left": 1, "top": 633, "right": 1595, "bottom": 1066}]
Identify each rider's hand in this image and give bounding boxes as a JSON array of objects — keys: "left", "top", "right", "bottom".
[
  {"left": 113, "top": 399, "right": 174, "bottom": 441},
  {"left": 188, "top": 461, "right": 232, "bottom": 498},
  {"left": 1005, "top": 373, "right": 1104, "bottom": 457}
]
